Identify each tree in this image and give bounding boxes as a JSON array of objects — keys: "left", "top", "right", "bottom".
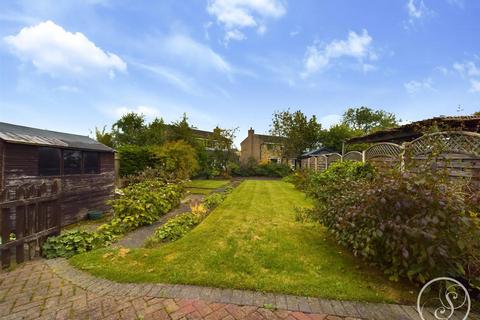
[
  {"left": 144, "top": 117, "right": 167, "bottom": 145},
  {"left": 270, "top": 110, "right": 322, "bottom": 159},
  {"left": 320, "top": 124, "right": 357, "bottom": 153},
  {"left": 342, "top": 107, "right": 399, "bottom": 133},
  {"left": 167, "top": 113, "right": 196, "bottom": 146},
  {"left": 111, "top": 112, "right": 147, "bottom": 146},
  {"left": 94, "top": 126, "right": 114, "bottom": 148}
]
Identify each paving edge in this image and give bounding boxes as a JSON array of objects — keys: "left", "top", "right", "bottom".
[{"left": 46, "top": 258, "right": 422, "bottom": 320}]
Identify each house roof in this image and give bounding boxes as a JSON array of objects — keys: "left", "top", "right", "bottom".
[
  {"left": 347, "top": 115, "right": 480, "bottom": 144},
  {"left": 0, "top": 122, "right": 114, "bottom": 152}
]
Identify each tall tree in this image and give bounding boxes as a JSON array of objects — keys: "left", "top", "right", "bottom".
[
  {"left": 111, "top": 112, "right": 147, "bottom": 146},
  {"left": 144, "top": 117, "right": 167, "bottom": 145},
  {"left": 270, "top": 110, "right": 322, "bottom": 159},
  {"left": 94, "top": 126, "right": 114, "bottom": 148},
  {"left": 342, "top": 107, "right": 399, "bottom": 133},
  {"left": 167, "top": 113, "right": 196, "bottom": 146}
]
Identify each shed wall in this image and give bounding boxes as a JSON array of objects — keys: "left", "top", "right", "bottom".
[{"left": 2, "top": 143, "right": 115, "bottom": 226}]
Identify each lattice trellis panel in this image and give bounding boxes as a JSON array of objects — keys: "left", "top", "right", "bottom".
[
  {"left": 316, "top": 155, "right": 327, "bottom": 171},
  {"left": 407, "top": 131, "right": 480, "bottom": 157},
  {"left": 326, "top": 153, "right": 342, "bottom": 166},
  {"left": 365, "top": 143, "right": 403, "bottom": 161},
  {"left": 343, "top": 151, "right": 362, "bottom": 162}
]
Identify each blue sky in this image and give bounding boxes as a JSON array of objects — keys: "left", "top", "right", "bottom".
[{"left": 0, "top": 0, "right": 479, "bottom": 147}]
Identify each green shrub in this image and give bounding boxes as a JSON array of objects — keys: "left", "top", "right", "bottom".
[
  {"left": 117, "top": 145, "right": 156, "bottom": 177},
  {"left": 42, "top": 230, "right": 113, "bottom": 259},
  {"left": 43, "top": 179, "right": 185, "bottom": 258},
  {"left": 309, "top": 167, "right": 480, "bottom": 285},
  {"left": 107, "top": 180, "right": 184, "bottom": 233},
  {"left": 147, "top": 212, "right": 202, "bottom": 244},
  {"left": 151, "top": 140, "right": 199, "bottom": 180},
  {"left": 203, "top": 193, "right": 226, "bottom": 209}
]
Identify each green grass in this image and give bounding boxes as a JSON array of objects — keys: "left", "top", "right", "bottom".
[
  {"left": 69, "top": 180, "right": 416, "bottom": 303},
  {"left": 186, "top": 179, "right": 231, "bottom": 195},
  {"left": 185, "top": 179, "right": 230, "bottom": 189}
]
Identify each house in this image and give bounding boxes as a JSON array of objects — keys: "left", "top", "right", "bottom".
[
  {"left": 240, "top": 128, "right": 287, "bottom": 164},
  {"left": 0, "top": 122, "right": 115, "bottom": 226}
]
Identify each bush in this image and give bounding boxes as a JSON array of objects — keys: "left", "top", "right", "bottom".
[
  {"left": 151, "top": 140, "right": 199, "bottom": 180},
  {"left": 107, "top": 180, "right": 184, "bottom": 233},
  {"left": 309, "top": 166, "right": 480, "bottom": 285},
  {"left": 117, "top": 145, "right": 156, "bottom": 177},
  {"left": 203, "top": 193, "right": 226, "bottom": 209},
  {"left": 43, "top": 179, "right": 185, "bottom": 258},
  {"left": 42, "top": 230, "right": 113, "bottom": 259}
]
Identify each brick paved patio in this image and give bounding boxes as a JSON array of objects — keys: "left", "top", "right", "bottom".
[{"left": 1, "top": 258, "right": 475, "bottom": 320}]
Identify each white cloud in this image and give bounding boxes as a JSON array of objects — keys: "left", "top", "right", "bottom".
[
  {"left": 406, "top": 0, "right": 426, "bottom": 19},
  {"left": 225, "top": 29, "right": 247, "bottom": 42},
  {"left": 4, "top": 20, "right": 126, "bottom": 77},
  {"left": 164, "top": 34, "right": 231, "bottom": 74},
  {"left": 302, "top": 29, "right": 376, "bottom": 77},
  {"left": 404, "top": 78, "right": 433, "bottom": 94},
  {"left": 111, "top": 106, "right": 162, "bottom": 119},
  {"left": 453, "top": 61, "right": 480, "bottom": 77},
  {"left": 470, "top": 79, "right": 480, "bottom": 93},
  {"left": 320, "top": 114, "right": 342, "bottom": 129},
  {"left": 55, "top": 85, "right": 80, "bottom": 93},
  {"left": 206, "top": 0, "right": 286, "bottom": 43}
]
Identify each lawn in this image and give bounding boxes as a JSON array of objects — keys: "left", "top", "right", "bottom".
[
  {"left": 186, "top": 179, "right": 231, "bottom": 195},
  {"left": 70, "top": 180, "right": 416, "bottom": 303}
]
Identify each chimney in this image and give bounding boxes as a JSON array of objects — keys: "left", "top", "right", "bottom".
[{"left": 248, "top": 127, "right": 254, "bottom": 137}]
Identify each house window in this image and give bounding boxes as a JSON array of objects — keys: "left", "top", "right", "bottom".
[
  {"left": 63, "top": 150, "right": 82, "bottom": 174},
  {"left": 83, "top": 152, "right": 100, "bottom": 174},
  {"left": 270, "top": 158, "right": 278, "bottom": 163},
  {"left": 39, "top": 147, "right": 61, "bottom": 176}
]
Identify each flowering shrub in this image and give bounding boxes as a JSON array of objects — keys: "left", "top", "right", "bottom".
[{"left": 309, "top": 166, "right": 480, "bottom": 285}]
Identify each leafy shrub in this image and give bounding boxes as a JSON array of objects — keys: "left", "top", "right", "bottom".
[
  {"left": 42, "top": 230, "right": 112, "bottom": 259},
  {"left": 107, "top": 180, "right": 184, "bottom": 233},
  {"left": 147, "top": 212, "right": 202, "bottom": 244},
  {"left": 203, "top": 193, "right": 226, "bottom": 209},
  {"left": 294, "top": 206, "right": 317, "bottom": 223},
  {"left": 282, "top": 169, "right": 311, "bottom": 190},
  {"left": 151, "top": 140, "right": 199, "bottom": 180},
  {"left": 117, "top": 145, "right": 156, "bottom": 177},
  {"left": 43, "top": 179, "right": 185, "bottom": 258},
  {"left": 310, "top": 167, "right": 480, "bottom": 285}
]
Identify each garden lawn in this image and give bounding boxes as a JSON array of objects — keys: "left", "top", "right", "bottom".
[
  {"left": 186, "top": 179, "right": 231, "bottom": 195},
  {"left": 70, "top": 180, "right": 416, "bottom": 303}
]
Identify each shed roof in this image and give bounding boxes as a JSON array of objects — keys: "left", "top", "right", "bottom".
[
  {"left": 300, "top": 147, "right": 333, "bottom": 158},
  {"left": 347, "top": 115, "right": 480, "bottom": 144},
  {"left": 0, "top": 122, "right": 114, "bottom": 152}
]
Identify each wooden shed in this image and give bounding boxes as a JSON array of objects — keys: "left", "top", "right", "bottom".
[{"left": 0, "top": 122, "right": 115, "bottom": 226}]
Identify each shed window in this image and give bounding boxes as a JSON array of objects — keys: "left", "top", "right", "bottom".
[
  {"left": 39, "top": 147, "right": 61, "bottom": 176},
  {"left": 83, "top": 152, "right": 100, "bottom": 174},
  {"left": 63, "top": 150, "right": 82, "bottom": 174}
]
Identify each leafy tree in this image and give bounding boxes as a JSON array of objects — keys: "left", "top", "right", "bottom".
[
  {"left": 167, "top": 113, "right": 196, "bottom": 146},
  {"left": 474, "top": 111, "right": 480, "bottom": 116},
  {"left": 111, "top": 112, "right": 147, "bottom": 146},
  {"left": 95, "top": 126, "right": 114, "bottom": 148},
  {"left": 342, "top": 107, "right": 399, "bottom": 133},
  {"left": 320, "top": 124, "right": 359, "bottom": 153},
  {"left": 151, "top": 140, "right": 199, "bottom": 180},
  {"left": 144, "top": 117, "right": 167, "bottom": 145},
  {"left": 270, "top": 110, "right": 322, "bottom": 159}
]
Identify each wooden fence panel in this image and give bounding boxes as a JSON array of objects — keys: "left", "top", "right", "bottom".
[
  {"left": 0, "top": 181, "right": 61, "bottom": 269},
  {"left": 343, "top": 151, "right": 362, "bottom": 162}
]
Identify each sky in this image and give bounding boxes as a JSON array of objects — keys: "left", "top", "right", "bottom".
[{"left": 0, "top": 0, "right": 479, "bottom": 147}]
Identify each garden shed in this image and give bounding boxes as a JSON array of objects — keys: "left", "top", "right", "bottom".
[{"left": 0, "top": 122, "right": 115, "bottom": 226}]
